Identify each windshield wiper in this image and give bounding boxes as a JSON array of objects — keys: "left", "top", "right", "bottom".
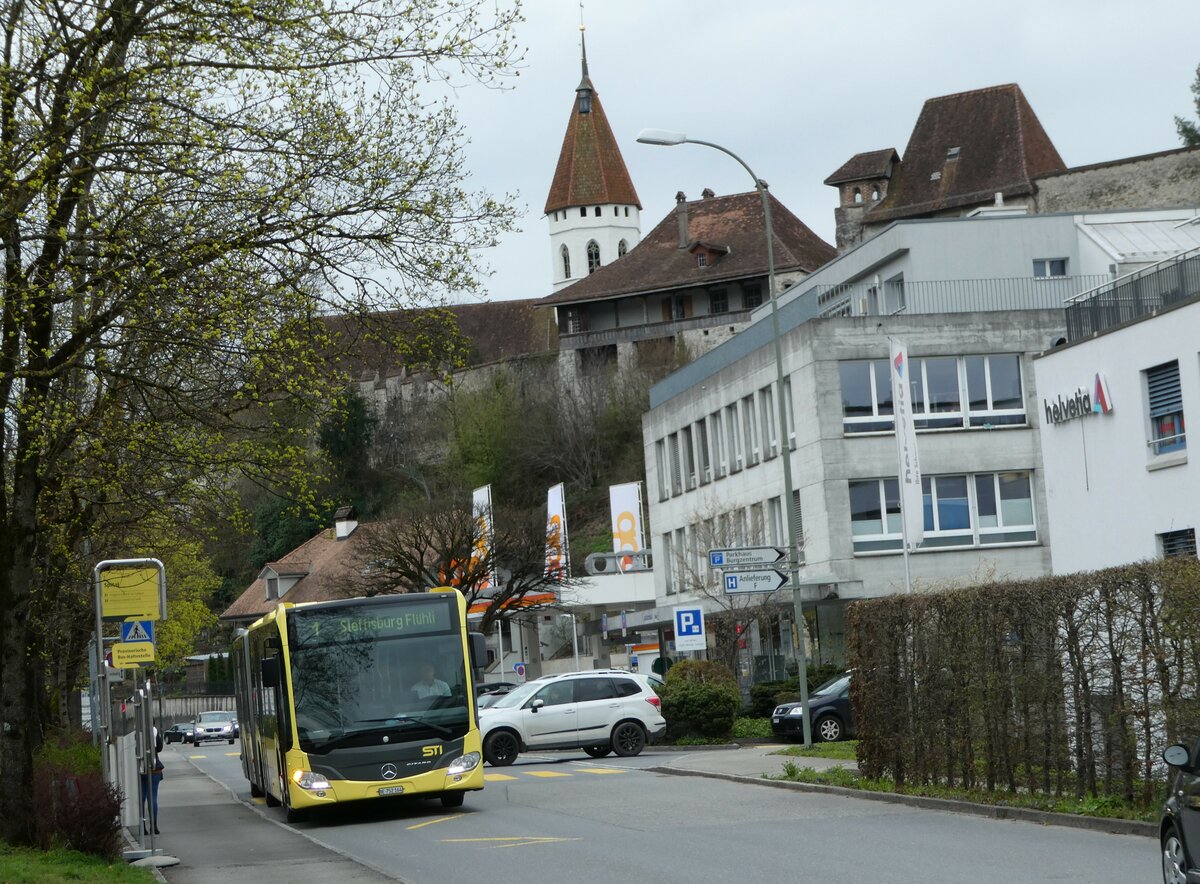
[{"left": 356, "top": 713, "right": 454, "bottom": 737}]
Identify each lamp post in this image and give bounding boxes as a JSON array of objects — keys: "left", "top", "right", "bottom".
[
  {"left": 560, "top": 612, "right": 580, "bottom": 671},
  {"left": 636, "top": 129, "right": 813, "bottom": 746}
]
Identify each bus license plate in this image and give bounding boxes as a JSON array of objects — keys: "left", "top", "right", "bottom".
[{"left": 378, "top": 785, "right": 405, "bottom": 796}]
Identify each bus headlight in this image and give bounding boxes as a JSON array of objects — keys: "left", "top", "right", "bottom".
[
  {"left": 447, "top": 752, "right": 481, "bottom": 776},
  {"left": 292, "top": 770, "right": 332, "bottom": 790}
]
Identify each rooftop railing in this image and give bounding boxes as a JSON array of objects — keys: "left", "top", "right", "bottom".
[
  {"left": 1064, "top": 246, "right": 1200, "bottom": 341},
  {"left": 812, "top": 274, "right": 1111, "bottom": 319}
]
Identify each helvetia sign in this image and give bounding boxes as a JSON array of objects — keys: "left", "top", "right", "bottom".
[{"left": 1043, "top": 372, "right": 1113, "bottom": 427}]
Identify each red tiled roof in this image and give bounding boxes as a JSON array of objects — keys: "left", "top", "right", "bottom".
[
  {"left": 220, "top": 525, "right": 396, "bottom": 623},
  {"left": 824, "top": 149, "right": 900, "bottom": 185},
  {"left": 863, "top": 84, "right": 1066, "bottom": 223},
  {"left": 538, "top": 191, "right": 836, "bottom": 306},
  {"left": 544, "top": 87, "right": 641, "bottom": 214}
]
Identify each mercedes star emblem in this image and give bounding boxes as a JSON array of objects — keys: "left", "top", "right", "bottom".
[{"left": 381, "top": 763, "right": 398, "bottom": 780}]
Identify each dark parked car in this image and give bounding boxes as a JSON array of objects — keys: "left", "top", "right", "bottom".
[
  {"left": 474, "top": 681, "right": 518, "bottom": 698},
  {"left": 770, "top": 672, "right": 855, "bottom": 742},
  {"left": 165, "top": 722, "right": 193, "bottom": 744},
  {"left": 1160, "top": 741, "right": 1200, "bottom": 883},
  {"left": 476, "top": 688, "right": 513, "bottom": 710}
]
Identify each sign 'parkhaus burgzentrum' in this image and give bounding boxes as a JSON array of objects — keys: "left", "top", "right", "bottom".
[{"left": 1043, "top": 372, "right": 1113, "bottom": 427}]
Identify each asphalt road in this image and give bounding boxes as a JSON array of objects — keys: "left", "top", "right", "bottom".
[{"left": 175, "top": 744, "right": 1157, "bottom": 884}]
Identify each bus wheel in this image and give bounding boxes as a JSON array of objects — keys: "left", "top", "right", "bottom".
[
  {"left": 250, "top": 781, "right": 264, "bottom": 798},
  {"left": 440, "top": 792, "right": 465, "bottom": 808},
  {"left": 484, "top": 730, "right": 519, "bottom": 766}
]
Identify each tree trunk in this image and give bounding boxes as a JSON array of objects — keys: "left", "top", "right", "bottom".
[{"left": 0, "top": 554, "right": 40, "bottom": 843}]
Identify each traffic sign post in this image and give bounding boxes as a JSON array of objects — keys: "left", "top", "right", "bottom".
[
  {"left": 513, "top": 661, "right": 526, "bottom": 679},
  {"left": 723, "top": 570, "right": 788, "bottom": 594},
  {"left": 708, "top": 547, "right": 786, "bottom": 569},
  {"left": 673, "top": 606, "right": 707, "bottom": 652}
]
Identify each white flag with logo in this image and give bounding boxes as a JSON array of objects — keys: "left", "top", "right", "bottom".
[
  {"left": 889, "top": 340, "right": 924, "bottom": 549},
  {"left": 545, "top": 483, "right": 571, "bottom": 582},
  {"left": 609, "top": 482, "right": 644, "bottom": 573},
  {"left": 471, "top": 485, "right": 496, "bottom": 590}
]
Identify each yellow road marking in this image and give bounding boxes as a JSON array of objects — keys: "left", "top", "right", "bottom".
[
  {"left": 407, "top": 815, "right": 464, "bottom": 830},
  {"left": 188, "top": 755, "right": 206, "bottom": 759},
  {"left": 523, "top": 771, "right": 570, "bottom": 778},
  {"left": 225, "top": 752, "right": 240, "bottom": 757},
  {"left": 441, "top": 837, "right": 580, "bottom": 848},
  {"left": 484, "top": 773, "right": 518, "bottom": 782},
  {"left": 251, "top": 797, "right": 266, "bottom": 805},
  {"left": 576, "top": 768, "right": 625, "bottom": 774}
]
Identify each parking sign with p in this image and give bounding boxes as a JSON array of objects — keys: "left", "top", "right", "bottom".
[{"left": 673, "top": 606, "right": 707, "bottom": 652}]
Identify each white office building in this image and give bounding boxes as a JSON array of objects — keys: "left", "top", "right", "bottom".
[{"left": 642, "top": 208, "right": 1200, "bottom": 665}]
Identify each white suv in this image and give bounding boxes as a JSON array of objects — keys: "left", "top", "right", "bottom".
[{"left": 477, "top": 670, "right": 666, "bottom": 766}]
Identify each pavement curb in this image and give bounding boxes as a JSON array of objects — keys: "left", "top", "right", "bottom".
[{"left": 647, "top": 765, "right": 1157, "bottom": 838}]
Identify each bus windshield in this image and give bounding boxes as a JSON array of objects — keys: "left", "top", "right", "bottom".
[{"left": 286, "top": 598, "right": 470, "bottom": 753}]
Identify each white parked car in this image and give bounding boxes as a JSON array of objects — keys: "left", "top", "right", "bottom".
[{"left": 478, "top": 670, "right": 666, "bottom": 766}]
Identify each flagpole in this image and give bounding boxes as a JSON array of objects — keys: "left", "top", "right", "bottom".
[
  {"left": 894, "top": 425, "right": 915, "bottom": 595},
  {"left": 888, "top": 336, "right": 922, "bottom": 594}
]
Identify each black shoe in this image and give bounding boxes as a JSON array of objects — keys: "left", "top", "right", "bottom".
[
  {"left": 142, "top": 825, "right": 148, "bottom": 835},
  {"left": 154, "top": 827, "right": 160, "bottom": 835}
]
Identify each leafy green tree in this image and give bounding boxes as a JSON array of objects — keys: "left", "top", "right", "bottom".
[
  {"left": 1177, "top": 63, "right": 1200, "bottom": 147},
  {"left": 0, "top": 0, "right": 520, "bottom": 843}
]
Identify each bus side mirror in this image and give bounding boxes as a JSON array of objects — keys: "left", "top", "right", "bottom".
[
  {"left": 1164, "top": 744, "right": 1192, "bottom": 770},
  {"left": 261, "top": 657, "right": 279, "bottom": 688},
  {"left": 469, "top": 632, "right": 487, "bottom": 671}
]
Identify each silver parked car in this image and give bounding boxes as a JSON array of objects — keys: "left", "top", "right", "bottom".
[{"left": 193, "top": 710, "right": 236, "bottom": 744}]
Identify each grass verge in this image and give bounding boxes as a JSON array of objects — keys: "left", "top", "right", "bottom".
[
  {"left": 0, "top": 844, "right": 155, "bottom": 883},
  {"left": 768, "top": 763, "right": 1156, "bottom": 822},
  {"left": 773, "top": 740, "right": 859, "bottom": 761}
]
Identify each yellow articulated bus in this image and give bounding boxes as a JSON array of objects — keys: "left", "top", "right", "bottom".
[{"left": 232, "top": 590, "right": 487, "bottom": 822}]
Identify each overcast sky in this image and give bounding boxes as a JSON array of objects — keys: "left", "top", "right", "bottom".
[{"left": 448, "top": 0, "right": 1200, "bottom": 303}]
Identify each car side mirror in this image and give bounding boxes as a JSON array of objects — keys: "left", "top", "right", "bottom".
[
  {"left": 1164, "top": 744, "right": 1192, "bottom": 770},
  {"left": 528, "top": 698, "right": 544, "bottom": 713}
]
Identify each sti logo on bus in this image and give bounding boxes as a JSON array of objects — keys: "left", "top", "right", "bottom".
[{"left": 422, "top": 744, "right": 443, "bottom": 757}]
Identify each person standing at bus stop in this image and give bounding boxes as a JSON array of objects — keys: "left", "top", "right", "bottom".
[{"left": 141, "top": 725, "right": 164, "bottom": 835}]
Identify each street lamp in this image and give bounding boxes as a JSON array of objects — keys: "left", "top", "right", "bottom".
[
  {"left": 636, "top": 129, "right": 813, "bottom": 746},
  {"left": 560, "top": 612, "right": 580, "bottom": 671}
]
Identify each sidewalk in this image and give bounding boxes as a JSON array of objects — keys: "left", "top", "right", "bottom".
[
  {"left": 141, "top": 752, "right": 395, "bottom": 883},
  {"left": 656, "top": 744, "right": 851, "bottom": 779}
]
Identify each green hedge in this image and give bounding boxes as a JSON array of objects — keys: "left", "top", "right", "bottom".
[
  {"left": 660, "top": 660, "right": 741, "bottom": 740},
  {"left": 846, "top": 557, "right": 1200, "bottom": 809}
]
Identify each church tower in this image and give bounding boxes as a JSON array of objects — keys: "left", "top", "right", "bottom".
[{"left": 545, "top": 30, "right": 641, "bottom": 293}]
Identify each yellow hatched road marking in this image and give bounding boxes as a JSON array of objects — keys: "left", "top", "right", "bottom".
[
  {"left": 576, "top": 768, "right": 625, "bottom": 774},
  {"left": 523, "top": 771, "right": 570, "bottom": 778},
  {"left": 484, "top": 773, "right": 518, "bottom": 782},
  {"left": 407, "top": 815, "right": 466, "bottom": 830}
]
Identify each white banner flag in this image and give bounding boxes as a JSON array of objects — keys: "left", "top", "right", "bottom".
[
  {"left": 889, "top": 340, "right": 924, "bottom": 549},
  {"left": 471, "top": 485, "right": 496, "bottom": 590},
  {"left": 609, "top": 482, "right": 644, "bottom": 573},
  {"left": 545, "top": 483, "right": 570, "bottom": 582}
]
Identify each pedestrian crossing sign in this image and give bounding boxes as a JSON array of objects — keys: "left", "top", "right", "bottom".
[{"left": 121, "top": 619, "right": 154, "bottom": 645}]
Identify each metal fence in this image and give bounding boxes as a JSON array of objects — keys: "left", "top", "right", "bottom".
[
  {"left": 1065, "top": 248, "right": 1200, "bottom": 340},
  {"left": 813, "top": 275, "right": 1110, "bottom": 319}
]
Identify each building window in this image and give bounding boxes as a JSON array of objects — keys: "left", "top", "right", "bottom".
[
  {"left": 725, "top": 404, "right": 742, "bottom": 471},
  {"left": 768, "top": 497, "right": 784, "bottom": 546},
  {"left": 744, "top": 283, "right": 764, "bottom": 310},
  {"left": 850, "top": 471, "right": 1036, "bottom": 553},
  {"left": 593, "top": 206, "right": 601, "bottom": 217},
  {"left": 586, "top": 240, "right": 601, "bottom": 274},
  {"left": 709, "top": 412, "right": 725, "bottom": 478},
  {"left": 668, "top": 433, "right": 682, "bottom": 496},
  {"left": 1033, "top": 258, "right": 1068, "bottom": 278},
  {"left": 662, "top": 532, "right": 675, "bottom": 594},
  {"left": 783, "top": 377, "right": 796, "bottom": 449},
  {"left": 871, "top": 186, "right": 881, "bottom": 201},
  {"left": 614, "top": 206, "right": 619, "bottom": 217},
  {"left": 883, "top": 273, "right": 905, "bottom": 313},
  {"left": 682, "top": 425, "right": 697, "bottom": 490},
  {"left": 1161, "top": 529, "right": 1197, "bottom": 558},
  {"left": 624, "top": 207, "right": 629, "bottom": 217},
  {"left": 841, "top": 354, "right": 1026, "bottom": 434},
  {"left": 560, "top": 244, "right": 571, "bottom": 279},
  {"left": 697, "top": 420, "right": 711, "bottom": 484},
  {"left": 759, "top": 385, "right": 777, "bottom": 458},
  {"left": 792, "top": 489, "right": 805, "bottom": 562},
  {"left": 565, "top": 309, "right": 581, "bottom": 334},
  {"left": 965, "top": 354, "right": 1024, "bottom": 427},
  {"left": 655, "top": 440, "right": 669, "bottom": 501},
  {"left": 580, "top": 207, "right": 586, "bottom": 218},
  {"left": 853, "top": 187, "right": 863, "bottom": 204},
  {"left": 1147, "top": 360, "right": 1186, "bottom": 455},
  {"left": 710, "top": 289, "right": 728, "bottom": 313},
  {"left": 618, "top": 239, "right": 628, "bottom": 257},
  {"left": 741, "top": 395, "right": 759, "bottom": 465},
  {"left": 697, "top": 253, "right": 707, "bottom": 268},
  {"left": 840, "top": 359, "right": 894, "bottom": 433}
]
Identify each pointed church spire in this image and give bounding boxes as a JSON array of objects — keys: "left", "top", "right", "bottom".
[{"left": 544, "top": 27, "right": 641, "bottom": 215}]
